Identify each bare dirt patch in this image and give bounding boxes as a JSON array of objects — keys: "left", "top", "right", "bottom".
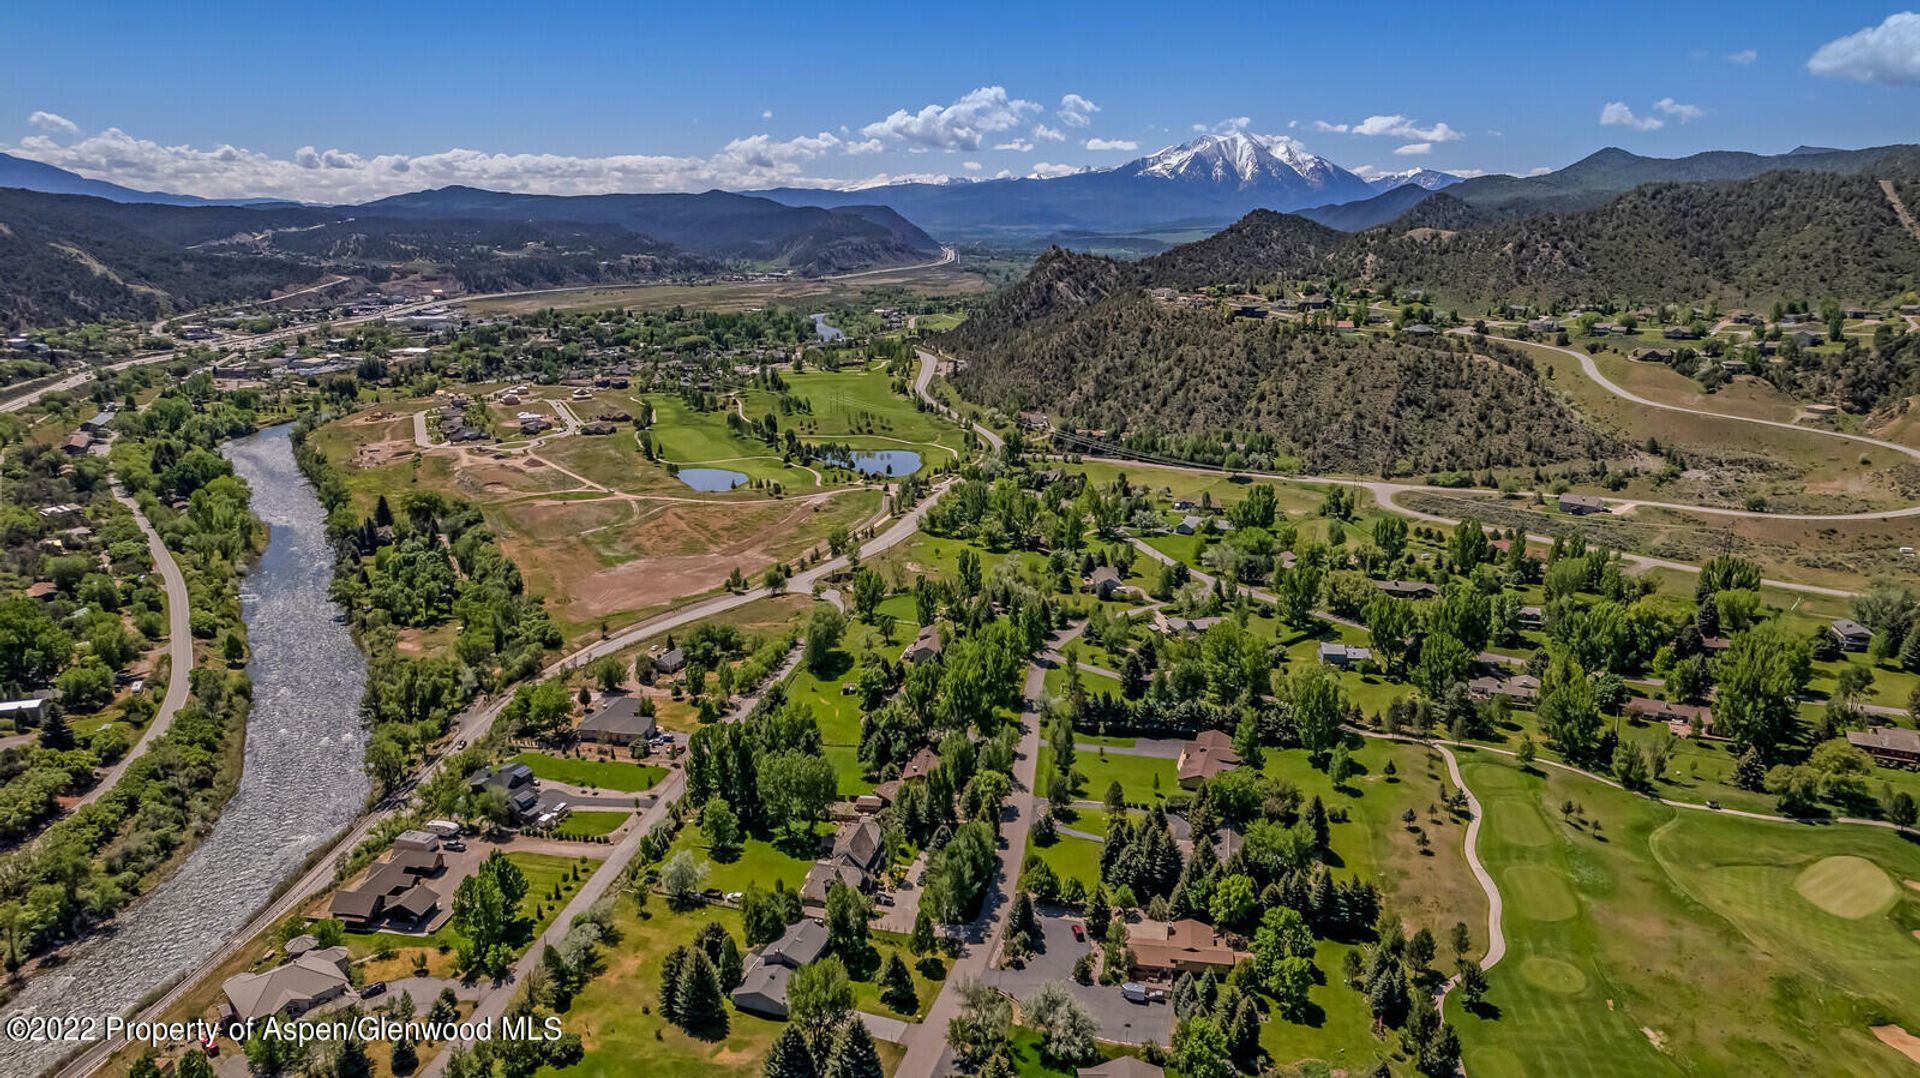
[{"left": 1872, "top": 1024, "right": 1920, "bottom": 1065}]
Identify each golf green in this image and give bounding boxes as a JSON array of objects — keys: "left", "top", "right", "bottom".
[
  {"left": 1520, "top": 955, "right": 1588, "bottom": 995},
  {"left": 1793, "top": 855, "right": 1897, "bottom": 919}
]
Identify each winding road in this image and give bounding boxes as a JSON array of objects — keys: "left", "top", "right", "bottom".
[{"left": 66, "top": 491, "right": 195, "bottom": 812}]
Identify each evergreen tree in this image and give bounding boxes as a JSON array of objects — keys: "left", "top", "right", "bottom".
[
  {"left": 879, "top": 953, "right": 918, "bottom": 1012},
  {"left": 389, "top": 1037, "right": 418, "bottom": 1075},
  {"left": 1226, "top": 993, "right": 1262, "bottom": 1067},
  {"left": 659, "top": 945, "right": 690, "bottom": 1023},
  {"left": 676, "top": 947, "right": 727, "bottom": 1031},
  {"left": 1306, "top": 795, "right": 1330, "bottom": 851},
  {"left": 764, "top": 1025, "right": 819, "bottom": 1078},
  {"left": 910, "top": 907, "right": 936, "bottom": 956},
  {"left": 825, "top": 1020, "right": 887, "bottom": 1078}
]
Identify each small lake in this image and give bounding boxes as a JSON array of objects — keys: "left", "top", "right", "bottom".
[
  {"left": 810, "top": 313, "right": 844, "bottom": 342},
  {"left": 850, "top": 449, "right": 922, "bottom": 477},
  {"left": 676, "top": 467, "right": 749, "bottom": 491}
]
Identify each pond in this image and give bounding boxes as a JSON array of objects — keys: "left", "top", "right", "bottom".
[
  {"left": 676, "top": 466, "right": 750, "bottom": 491},
  {"left": 850, "top": 449, "right": 922, "bottom": 477},
  {"left": 810, "top": 313, "right": 844, "bottom": 342}
]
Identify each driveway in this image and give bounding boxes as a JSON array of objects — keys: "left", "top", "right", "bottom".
[
  {"left": 874, "top": 850, "right": 928, "bottom": 935},
  {"left": 983, "top": 912, "right": 1172, "bottom": 1046}
]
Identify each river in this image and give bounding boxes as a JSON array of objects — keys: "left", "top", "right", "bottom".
[{"left": 0, "top": 424, "right": 370, "bottom": 1075}]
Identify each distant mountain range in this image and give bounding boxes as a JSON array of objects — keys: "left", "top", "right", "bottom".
[
  {"left": 0, "top": 177, "right": 942, "bottom": 328},
  {"left": 758, "top": 133, "right": 1457, "bottom": 243},
  {"left": 0, "top": 151, "right": 297, "bottom": 208}
]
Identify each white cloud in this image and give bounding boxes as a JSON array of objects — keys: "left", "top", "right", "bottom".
[
  {"left": 4, "top": 124, "right": 876, "bottom": 201},
  {"left": 27, "top": 111, "right": 79, "bottom": 137},
  {"left": 844, "top": 138, "right": 885, "bottom": 155},
  {"left": 1726, "top": 48, "right": 1758, "bottom": 65},
  {"left": 1599, "top": 101, "right": 1664, "bottom": 131},
  {"left": 1653, "top": 97, "right": 1705, "bottom": 122},
  {"left": 1393, "top": 142, "right": 1432, "bottom": 156},
  {"left": 1028, "top": 162, "right": 1085, "bottom": 179},
  {"left": 962, "top": 160, "right": 982, "bottom": 171},
  {"left": 1527, "top": 166, "right": 1553, "bottom": 176},
  {"left": 1808, "top": 12, "right": 1920, "bottom": 85},
  {"left": 1085, "top": 137, "right": 1138, "bottom": 151},
  {"left": 992, "top": 138, "right": 1034, "bottom": 152},
  {"left": 1031, "top": 124, "right": 1065, "bottom": 142},
  {"left": 1310, "top": 115, "right": 1462, "bottom": 142},
  {"left": 761, "top": 109, "right": 774, "bottom": 120},
  {"left": 1195, "top": 117, "right": 1253, "bottom": 134},
  {"left": 1057, "top": 94, "right": 1100, "bottom": 127},
  {"left": 858, "top": 86, "right": 1039, "bottom": 151}
]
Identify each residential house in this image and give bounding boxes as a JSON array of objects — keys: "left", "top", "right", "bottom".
[
  {"left": 1558, "top": 494, "right": 1608, "bottom": 516},
  {"left": 1515, "top": 605, "right": 1544, "bottom": 629},
  {"left": 222, "top": 947, "right": 353, "bottom": 1023},
  {"left": 577, "top": 695, "right": 657, "bottom": 746},
  {"left": 80, "top": 409, "right": 116, "bottom": 433},
  {"left": 1084, "top": 565, "right": 1124, "bottom": 600},
  {"left": 1151, "top": 612, "right": 1223, "bottom": 636},
  {"left": 652, "top": 647, "right": 688, "bottom": 675},
  {"left": 731, "top": 919, "right": 832, "bottom": 1017},
  {"left": 1318, "top": 642, "right": 1373, "bottom": 669},
  {"left": 1079, "top": 1060, "right": 1166, "bottom": 1078},
  {"left": 63, "top": 432, "right": 93, "bottom": 455},
  {"left": 1630, "top": 348, "right": 1675, "bottom": 363},
  {"left": 1467, "top": 674, "right": 1539, "bottom": 705},
  {"left": 1373, "top": 579, "right": 1438, "bottom": 599},
  {"left": 801, "top": 860, "right": 869, "bottom": 909},
  {"left": 901, "top": 624, "right": 943, "bottom": 664},
  {"left": 0, "top": 697, "right": 51, "bottom": 729},
  {"left": 1174, "top": 515, "right": 1205, "bottom": 535},
  {"left": 1175, "top": 729, "right": 1242, "bottom": 789},
  {"left": 468, "top": 762, "right": 543, "bottom": 820},
  {"left": 1829, "top": 618, "right": 1873, "bottom": 652},
  {"left": 326, "top": 847, "right": 445, "bottom": 931},
  {"left": 900, "top": 746, "right": 939, "bottom": 782},
  {"left": 1845, "top": 727, "right": 1920, "bottom": 770},
  {"left": 1662, "top": 325, "right": 1700, "bottom": 340},
  {"left": 1127, "top": 919, "right": 1251, "bottom": 980},
  {"left": 829, "top": 816, "right": 886, "bottom": 877},
  {"left": 1625, "top": 697, "right": 1712, "bottom": 736}
]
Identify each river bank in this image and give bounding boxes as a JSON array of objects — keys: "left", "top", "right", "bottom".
[{"left": 0, "top": 424, "right": 370, "bottom": 1076}]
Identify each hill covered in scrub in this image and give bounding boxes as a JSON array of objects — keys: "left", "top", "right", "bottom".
[
  {"left": 941, "top": 249, "right": 1621, "bottom": 476},
  {"left": 1137, "top": 163, "right": 1920, "bottom": 309}
]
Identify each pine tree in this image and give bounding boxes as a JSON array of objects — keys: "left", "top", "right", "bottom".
[
  {"left": 825, "top": 1019, "right": 886, "bottom": 1078},
  {"left": 910, "top": 908, "right": 936, "bottom": 956},
  {"left": 880, "top": 953, "right": 918, "bottom": 1013},
  {"left": 677, "top": 947, "right": 727, "bottom": 1031},
  {"left": 764, "top": 1025, "right": 819, "bottom": 1078},
  {"left": 389, "top": 1037, "right": 418, "bottom": 1075},
  {"left": 1226, "top": 994, "right": 1262, "bottom": 1067},
  {"left": 1732, "top": 745, "right": 1767, "bottom": 790},
  {"left": 659, "top": 944, "right": 690, "bottom": 1023},
  {"left": 1306, "top": 795, "right": 1330, "bottom": 851}
]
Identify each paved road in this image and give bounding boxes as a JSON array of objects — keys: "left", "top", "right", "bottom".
[
  {"left": 914, "top": 349, "right": 1003, "bottom": 451},
  {"left": 68, "top": 490, "right": 194, "bottom": 812},
  {"left": 893, "top": 625, "right": 1077, "bottom": 1078},
  {"left": 825, "top": 246, "right": 958, "bottom": 281}
]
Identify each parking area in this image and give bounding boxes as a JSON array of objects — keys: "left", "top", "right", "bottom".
[{"left": 982, "top": 911, "right": 1173, "bottom": 1045}]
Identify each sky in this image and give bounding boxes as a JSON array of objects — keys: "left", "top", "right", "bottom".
[{"left": 4, "top": 0, "right": 1919, "bottom": 202}]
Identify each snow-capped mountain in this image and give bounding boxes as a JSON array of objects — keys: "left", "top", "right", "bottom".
[
  {"left": 1364, "top": 168, "right": 1465, "bottom": 193},
  {"left": 1125, "top": 132, "right": 1372, "bottom": 200},
  {"left": 759, "top": 132, "right": 1391, "bottom": 240}
]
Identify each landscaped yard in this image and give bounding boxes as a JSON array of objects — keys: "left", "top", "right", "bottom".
[
  {"left": 511, "top": 751, "right": 667, "bottom": 792},
  {"left": 553, "top": 810, "right": 632, "bottom": 839},
  {"left": 1040, "top": 744, "right": 1178, "bottom": 805},
  {"left": 663, "top": 822, "right": 831, "bottom": 896},
  {"left": 350, "top": 851, "right": 600, "bottom": 979}
]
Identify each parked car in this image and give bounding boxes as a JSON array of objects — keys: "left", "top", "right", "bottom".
[
  {"left": 362, "top": 981, "right": 387, "bottom": 998},
  {"left": 1071, "top": 923, "right": 1085, "bottom": 941},
  {"left": 443, "top": 839, "right": 467, "bottom": 852}
]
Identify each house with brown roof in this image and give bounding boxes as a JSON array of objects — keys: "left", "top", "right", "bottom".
[
  {"left": 326, "top": 845, "right": 445, "bottom": 931},
  {"left": 222, "top": 947, "right": 352, "bottom": 1022},
  {"left": 901, "top": 746, "right": 939, "bottom": 782},
  {"left": 901, "top": 623, "right": 943, "bottom": 664},
  {"left": 1625, "top": 697, "right": 1712, "bottom": 736},
  {"left": 1847, "top": 727, "right": 1920, "bottom": 769},
  {"left": 1127, "top": 918, "right": 1250, "bottom": 980},
  {"left": 1373, "top": 579, "right": 1438, "bottom": 599},
  {"left": 830, "top": 816, "right": 886, "bottom": 875},
  {"left": 1176, "top": 729, "right": 1241, "bottom": 789}
]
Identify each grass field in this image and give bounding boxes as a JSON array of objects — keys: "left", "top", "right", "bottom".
[
  {"left": 1024, "top": 832, "right": 1102, "bottom": 894},
  {"left": 552, "top": 810, "right": 632, "bottom": 839},
  {"left": 1039, "top": 744, "right": 1178, "bottom": 805},
  {"left": 663, "top": 822, "right": 832, "bottom": 896},
  {"left": 1450, "top": 750, "right": 1920, "bottom": 1077},
  {"left": 511, "top": 751, "right": 666, "bottom": 792}
]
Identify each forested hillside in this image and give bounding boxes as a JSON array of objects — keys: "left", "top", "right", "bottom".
[
  {"left": 943, "top": 249, "right": 1620, "bottom": 475},
  {"left": 1138, "top": 163, "right": 1920, "bottom": 309}
]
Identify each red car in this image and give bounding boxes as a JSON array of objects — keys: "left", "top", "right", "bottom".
[{"left": 1071, "top": 922, "right": 1086, "bottom": 942}]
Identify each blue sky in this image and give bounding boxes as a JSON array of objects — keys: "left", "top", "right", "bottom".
[{"left": 5, "top": 0, "right": 1918, "bottom": 201}]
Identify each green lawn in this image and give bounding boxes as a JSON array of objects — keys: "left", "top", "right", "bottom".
[
  {"left": 511, "top": 751, "right": 667, "bottom": 793},
  {"left": 1449, "top": 750, "right": 1920, "bottom": 1077},
  {"left": 552, "top": 810, "right": 631, "bottom": 839},
  {"left": 1023, "top": 832, "right": 1102, "bottom": 894},
  {"left": 664, "top": 822, "right": 829, "bottom": 896},
  {"left": 1040, "top": 744, "right": 1179, "bottom": 805}
]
